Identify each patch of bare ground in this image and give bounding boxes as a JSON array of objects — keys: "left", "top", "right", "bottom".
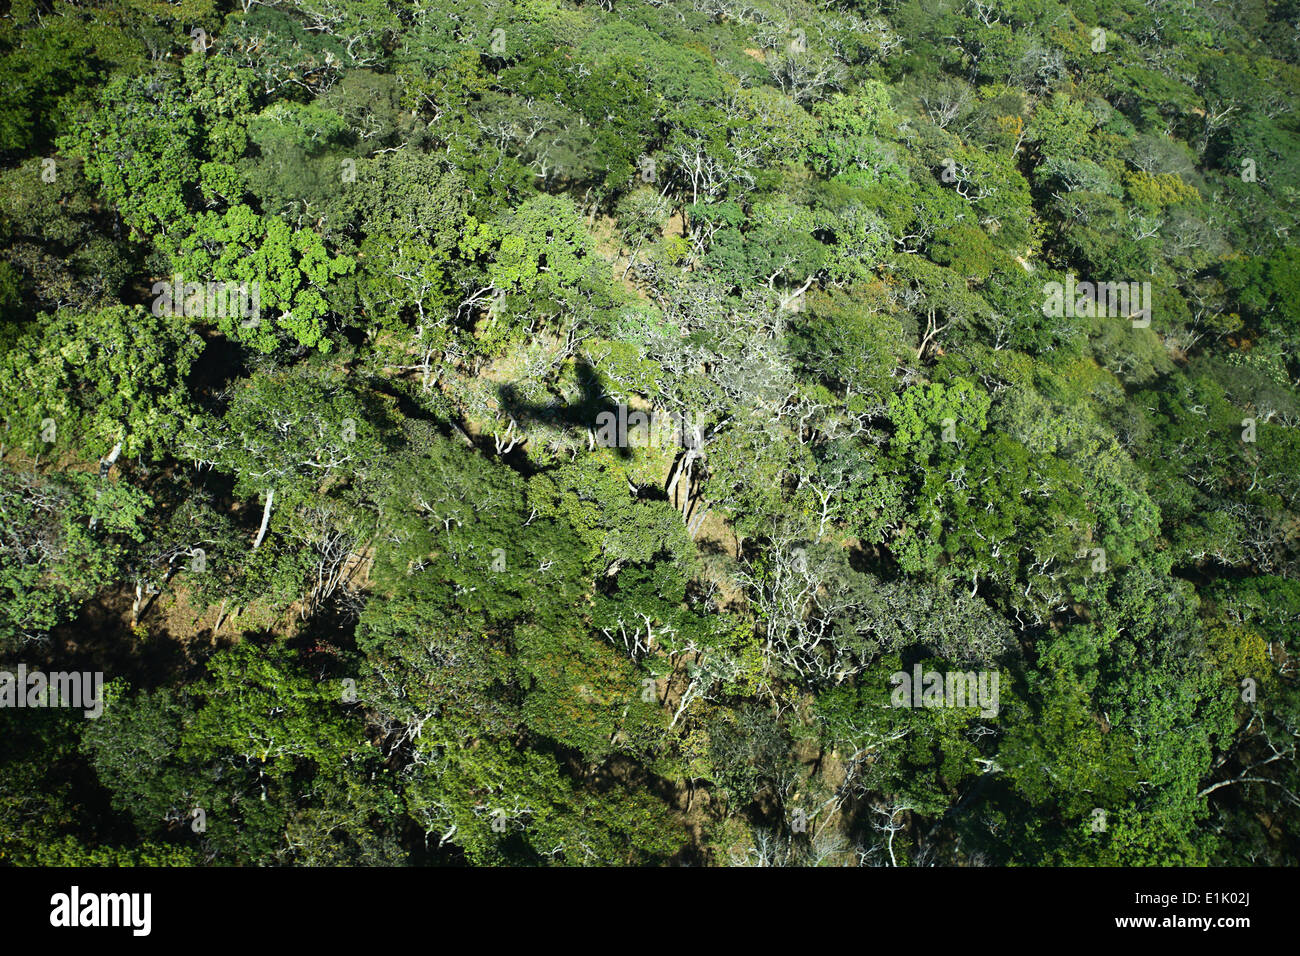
[
  {"left": 50, "top": 554, "right": 363, "bottom": 687},
  {"left": 50, "top": 584, "right": 230, "bottom": 687},
  {"left": 2, "top": 446, "right": 100, "bottom": 475},
  {"left": 588, "top": 213, "right": 655, "bottom": 300},
  {"left": 688, "top": 511, "right": 748, "bottom": 614},
  {"left": 664, "top": 209, "right": 685, "bottom": 240},
  {"left": 676, "top": 778, "right": 724, "bottom": 858}
]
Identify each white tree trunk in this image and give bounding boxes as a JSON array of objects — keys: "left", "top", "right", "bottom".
[
  {"left": 89, "top": 441, "right": 125, "bottom": 530},
  {"left": 100, "top": 441, "right": 122, "bottom": 476},
  {"left": 130, "top": 583, "right": 143, "bottom": 628},
  {"left": 253, "top": 487, "right": 274, "bottom": 550}
]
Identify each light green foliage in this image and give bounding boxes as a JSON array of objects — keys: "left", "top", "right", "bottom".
[
  {"left": 465, "top": 193, "right": 593, "bottom": 297},
  {"left": 0, "top": 305, "right": 202, "bottom": 461},
  {"left": 58, "top": 70, "right": 201, "bottom": 241},
  {"left": 172, "top": 204, "right": 354, "bottom": 352},
  {"left": 182, "top": 52, "right": 256, "bottom": 165}
]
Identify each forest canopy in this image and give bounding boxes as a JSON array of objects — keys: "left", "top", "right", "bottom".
[{"left": 0, "top": 0, "right": 1297, "bottom": 867}]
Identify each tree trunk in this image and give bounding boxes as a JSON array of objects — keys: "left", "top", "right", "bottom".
[
  {"left": 252, "top": 487, "right": 274, "bottom": 550},
  {"left": 622, "top": 238, "right": 645, "bottom": 280},
  {"left": 130, "top": 583, "right": 144, "bottom": 628},
  {"left": 99, "top": 441, "right": 122, "bottom": 477},
  {"left": 138, "top": 565, "right": 178, "bottom": 624},
  {"left": 89, "top": 441, "right": 124, "bottom": 530}
]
